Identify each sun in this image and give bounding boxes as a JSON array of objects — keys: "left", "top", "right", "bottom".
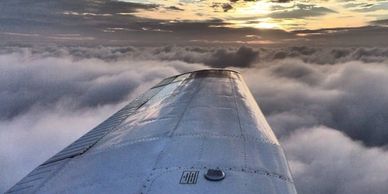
[
  {"left": 226, "top": 1, "right": 281, "bottom": 29},
  {"left": 255, "top": 21, "right": 279, "bottom": 29}
]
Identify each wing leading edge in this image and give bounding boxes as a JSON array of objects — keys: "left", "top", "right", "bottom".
[{"left": 6, "top": 69, "right": 297, "bottom": 194}]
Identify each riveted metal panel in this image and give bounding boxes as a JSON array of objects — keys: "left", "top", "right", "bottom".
[
  {"left": 41, "top": 81, "right": 178, "bottom": 166},
  {"left": 6, "top": 159, "right": 70, "bottom": 194}
]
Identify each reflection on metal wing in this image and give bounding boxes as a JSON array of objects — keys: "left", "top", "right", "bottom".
[{"left": 6, "top": 69, "right": 297, "bottom": 194}]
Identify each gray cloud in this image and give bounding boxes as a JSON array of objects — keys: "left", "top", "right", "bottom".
[
  {"left": 243, "top": 58, "right": 388, "bottom": 147},
  {"left": 151, "top": 45, "right": 260, "bottom": 68},
  {"left": 207, "top": 46, "right": 259, "bottom": 67},
  {"left": 0, "top": 0, "right": 157, "bottom": 32},
  {"left": 292, "top": 26, "right": 388, "bottom": 47},
  {"left": 264, "top": 46, "right": 388, "bottom": 64},
  {"left": 284, "top": 127, "right": 388, "bottom": 194},
  {"left": 353, "top": 1, "right": 388, "bottom": 12},
  {"left": 27, "top": 45, "right": 388, "bottom": 68},
  {"left": 0, "top": 56, "right": 140, "bottom": 119},
  {"left": 222, "top": 3, "right": 234, "bottom": 12},
  {"left": 371, "top": 19, "right": 388, "bottom": 27},
  {"left": 166, "top": 6, "right": 184, "bottom": 11},
  {"left": 270, "top": 4, "right": 336, "bottom": 19},
  {"left": 0, "top": 46, "right": 209, "bottom": 120},
  {"left": 0, "top": 103, "right": 121, "bottom": 193}
]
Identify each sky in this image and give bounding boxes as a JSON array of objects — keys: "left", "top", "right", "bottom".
[
  {"left": 1, "top": 1, "right": 388, "bottom": 194},
  {"left": 1, "top": 0, "right": 388, "bottom": 46}
]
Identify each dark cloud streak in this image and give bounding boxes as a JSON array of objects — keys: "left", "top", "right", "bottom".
[{"left": 269, "top": 4, "right": 336, "bottom": 19}]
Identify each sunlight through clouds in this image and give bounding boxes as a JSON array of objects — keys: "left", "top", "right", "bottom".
[{"left": 116, "top": 0, "right": 388, "bottom": 30}]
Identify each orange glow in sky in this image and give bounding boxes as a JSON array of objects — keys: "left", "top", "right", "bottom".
[{"left": 120, "top": 0, "right": 388, "bottom": 31}]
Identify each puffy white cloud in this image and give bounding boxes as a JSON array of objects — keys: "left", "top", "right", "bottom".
[
  {"left": 0, "top": 47, "right": 206, "bottom": 119},
  {"left": 0, "top": 104, "right": 120, "bottom": 192},
  {"left": 242, "top": 58, "right": 388, "bottom": 147},
  {"left": 284, "top": 126, "right": 388, "bottom": 194}
]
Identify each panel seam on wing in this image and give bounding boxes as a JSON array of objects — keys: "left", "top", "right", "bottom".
[
  {"left": 141, "top": 75, "right": 204, "bottom": 193},
  {"left": 230, "top": 75, "right": 248, "bottom": 169},
  {"left": 84, "top": 133, "right": 281, "bottom": 156}
]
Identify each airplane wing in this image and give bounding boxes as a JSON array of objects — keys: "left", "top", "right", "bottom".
[{"left": 6, "top": 69, "right": 297, "bottom": 194}]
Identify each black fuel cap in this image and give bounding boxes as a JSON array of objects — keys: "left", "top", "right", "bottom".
[{"left": 204, "top": 169, "right": 225, "bottom": 181}]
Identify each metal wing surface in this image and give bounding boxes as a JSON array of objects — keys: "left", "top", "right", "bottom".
[{"left": 6, "top": 69, "right": 297, "bottom": 194}]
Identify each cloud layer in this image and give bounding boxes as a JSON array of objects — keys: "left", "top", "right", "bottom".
[
  {"left": 284, "top": 127, "right": 388, "bottom": 194},
  {"left": 1, "top": 45, "right": 388, "bottom": 194},
  {"left": 243, "top": 57, "right": 388, "bottom": 147}
]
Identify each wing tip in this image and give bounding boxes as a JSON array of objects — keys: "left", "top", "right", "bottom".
[{"left": 161, "top": 69, "right": 241, "bottom": 82}]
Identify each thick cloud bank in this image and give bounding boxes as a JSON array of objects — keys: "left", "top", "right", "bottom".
[
  {"left": 1, "top": 45, "right": 388, "bottom": 194},
  {"left": 285, "top": 127, "right": 388, "bottom": 194},
  {"left": 0, "top": 47, "right": 206, "bottom": 119},
  {"left": 244, "top": 59, "right": 388, "bottom": 147}
]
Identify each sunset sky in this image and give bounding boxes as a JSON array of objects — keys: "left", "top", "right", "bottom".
[
  {"left": 1, "top": 0, "right": 388, "bottom": 45},
  {"left": 125, "top": 0, "right": 388, "bottom": 30}
]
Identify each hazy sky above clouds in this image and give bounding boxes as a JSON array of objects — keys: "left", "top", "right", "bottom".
[{"left": 1, "top": 0, "right": 388, "bottom": 46}]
